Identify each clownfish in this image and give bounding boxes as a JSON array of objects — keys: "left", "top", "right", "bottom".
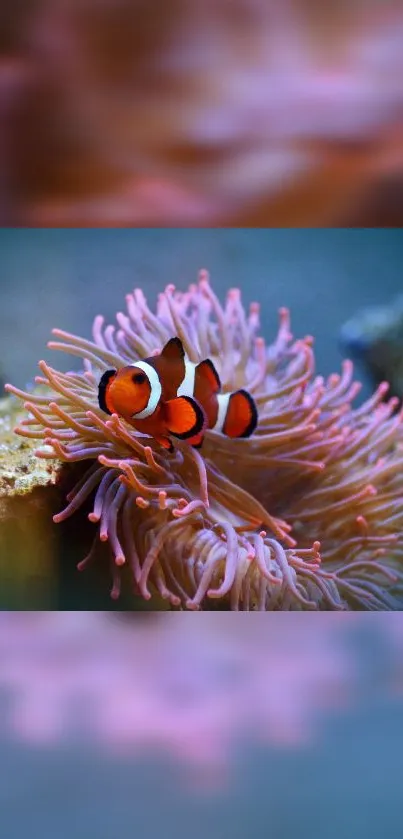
[{"left": 98, "top": 337, "right": 257, "bottom": 452}]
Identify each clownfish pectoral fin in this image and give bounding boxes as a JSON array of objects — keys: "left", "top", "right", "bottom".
[
  {"left": 164, "top": 395, "right": 207, "bottom": 440},
  {"left": 98, "top": 369, "right": 117, "bottom": 415},
  {"left": 187, "top": 431, "right": 205, "bottom": 449},
  {"left": 196, "top": 358, "right": 221, "bottom": 393},
  {"left": 156, "top": 435, "right": 174, "bottom": 453},
  {"left": 222, "top": 389, "right": 258, "bottom": 438},
  {"left": 160, "top": 337, "right": 185, "bottom": 361}
]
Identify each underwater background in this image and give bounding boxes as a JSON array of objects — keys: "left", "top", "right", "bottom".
[
  {"left": 1, "top": 1, "right": 402, "bottom": 226},
  {"left": 1, "top": 228, "right": 403, "bottom": 397},
  {"left": 1, "top": 612, "right": 403, "bottom": 839},
  {"left": 2, "top": 3, "right": 403, "bottom": 829}
]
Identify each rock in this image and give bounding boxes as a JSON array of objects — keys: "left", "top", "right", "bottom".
[
  {"left": 340, "top": 295, "right": 403, "bottom": 401},
  {"left": 0, "top": 393, "right": 60, "bottom": 607},
  {"left": 0, "top": 393, "right": 169, "bottom": 610}
]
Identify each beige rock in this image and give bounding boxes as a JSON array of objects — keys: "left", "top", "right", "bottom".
[{"left": 0, "top": 393, "right": 168, "bottom": 610}]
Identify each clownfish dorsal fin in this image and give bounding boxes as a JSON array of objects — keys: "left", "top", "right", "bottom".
[
  {"left": 164, "top": 395, "right": 207, "bottom": 440},
  {"left": 98, "top": 369, "right": 117, "bottom": 415},
  {"left": 160, "top": 337, "right": 185, "bottom": 361},
  {"left": 196, "top": 358, "right": 221, "bottom": 393}
]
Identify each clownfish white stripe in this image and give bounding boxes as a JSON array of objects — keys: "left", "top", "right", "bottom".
[
  {"left": 177, "top": 360, "right": 196, "bottom": 398},
  {"left": 212, "top": 392, "right": 231, "bottom": 432},
  {"left": 129, "top": 361, "right": 162, "bottom": 419}
]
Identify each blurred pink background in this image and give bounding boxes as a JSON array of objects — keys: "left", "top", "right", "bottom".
[
  {"left": 1, "top": 0, "right": 403, "bottom": 226},
  {"left": 0, "top": 612, "right": 400, "bottom": 783},
  {"left": 1, "top": 612, "right": 403, "bottom": 839}
]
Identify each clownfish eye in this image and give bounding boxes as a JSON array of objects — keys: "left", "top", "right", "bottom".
[{"left": 132, "top": 372, "right": 147, "bottom": 385}]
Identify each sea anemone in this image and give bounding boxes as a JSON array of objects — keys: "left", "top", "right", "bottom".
[{"left": 5, "top": 270, "right": 403, "bottom": 610}]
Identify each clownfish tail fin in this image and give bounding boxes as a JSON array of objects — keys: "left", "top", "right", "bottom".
[
  {"left": 164, "top": 395, "right": 207, "bottom": 440},
  {"left": 220, "top": 389, "right": 258, "bottom": 438},
  {"left": 98, "top": 369, "right": 117, "bottom": 415}
]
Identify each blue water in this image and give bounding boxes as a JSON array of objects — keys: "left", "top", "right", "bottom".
[{"left": 1, "top": 229, "right": 402, "bottom": 394}]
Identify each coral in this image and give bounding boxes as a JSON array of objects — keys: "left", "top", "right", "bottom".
[
  {"left": 5, "top": 270, "right": 403, "bottom": 610},
  {"left": 0, "top": 391, "right": 59, "bottom": 500},
  {"left": 0, "top": 392, "right": 61, "bottom": 608}
]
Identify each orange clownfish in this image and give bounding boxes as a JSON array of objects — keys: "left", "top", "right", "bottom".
[{"left": 98, "top": 337, "right": 257, "bottom": 452}]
